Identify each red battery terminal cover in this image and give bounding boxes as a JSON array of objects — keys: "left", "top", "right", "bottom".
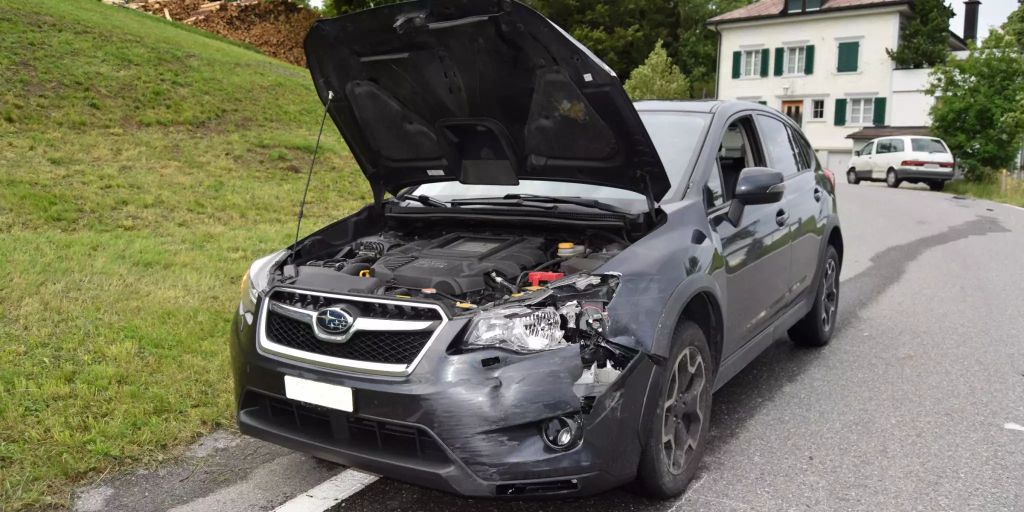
[{"left": 527, "top": 271, "right": 564, "bottom": 288}]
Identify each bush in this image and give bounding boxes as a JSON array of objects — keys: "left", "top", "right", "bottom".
[{"left": 624, "top": 40, "right": 690, "bottom": 101}]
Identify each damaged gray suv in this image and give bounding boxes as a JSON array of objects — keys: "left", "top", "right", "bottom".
[{"left": 231, "top": 0, "right": 843, "bottom": 499}]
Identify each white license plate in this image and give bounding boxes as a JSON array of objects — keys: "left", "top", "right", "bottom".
[
  {"left": 284, "top": 375, "right": 354, "bottom": 412},
  {"left": 924, "top": 163, "right": 939, "bottom": 168}
]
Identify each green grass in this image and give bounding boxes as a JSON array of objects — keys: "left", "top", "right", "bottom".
[
  {"left": 0, "top": 0, "right": 370, "bottom": 508},
  {"left": 945, "top": 175, "right": 1024, "bottom": 208}
]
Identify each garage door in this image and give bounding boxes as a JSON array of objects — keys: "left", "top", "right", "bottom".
[{"left": 826, "top": 151, "right": 851, "bottom": 172}]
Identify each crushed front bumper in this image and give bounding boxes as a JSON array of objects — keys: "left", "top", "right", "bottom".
[{"left": 230, "top": 306, "right": 655, "bottom": 497}]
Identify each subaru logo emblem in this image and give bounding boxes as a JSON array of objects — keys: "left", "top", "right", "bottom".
[{"left": 315, "top": 307, "right": 354, "bottom": 335}]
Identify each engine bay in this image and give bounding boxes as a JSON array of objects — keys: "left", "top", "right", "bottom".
[{"left": 288, "top": 228, "right": 627, "bottom": 311}]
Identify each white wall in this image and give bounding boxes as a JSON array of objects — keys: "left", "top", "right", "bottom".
[
  {"left": 890, "top": 68, "right": 934, "bottom": 126},
  {"left": 715, "top": 7, "right": 906, "bottom": 156}
]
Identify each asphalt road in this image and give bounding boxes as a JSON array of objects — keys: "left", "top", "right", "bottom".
[{"left": 75, "top": 180, "right": 1024, "bottom": 512}]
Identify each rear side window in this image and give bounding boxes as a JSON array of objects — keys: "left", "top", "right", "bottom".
[
  {"left": 891, "top": 138, "right": 905, "bottom": 152},
  {"left": 911, "top": 138, "right": 948, "bottom": 153},
  {"left": 876, "top": 139, "right": 894, "bottom": 153},
  {"left": 755, "top": 115, "right": 799, "bottom": 175},
  {"left": 788, "top": 127, "right": 816, "bottom": 171}
]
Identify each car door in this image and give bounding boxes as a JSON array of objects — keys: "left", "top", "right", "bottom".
[
  {"left": 709, "top": 114, "right": 793, "bottom": 355},
  {"left": 855, "top": 141, "right": 875, "bottom": 177},
  {"left": 782, "top": 124, "right": 826, "bottom": 300},
  {"left": 874, "top": 138, "right": 894, "bottom": 177}
]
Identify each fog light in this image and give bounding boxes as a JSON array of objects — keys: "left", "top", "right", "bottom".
[{"left": 540, "top": 415, "right": 583, "bottom": 451}]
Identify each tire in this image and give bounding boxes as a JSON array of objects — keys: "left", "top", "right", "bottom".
[
  {"left": 789, "top": 245, "right": 840, "bottom": 347},
  {"left": 886, "top": 169, "right": 901, "bottom": 188},
  {"left": 634, "top": 321, "right": 714, "bottom": 499},
  {"left": 929, "top": 181, "right": 945, "bottom": 191},
  {"left": 847, "top": 169, "right": 859, "bottom": 185}
]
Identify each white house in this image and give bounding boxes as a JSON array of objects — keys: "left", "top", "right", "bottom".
[{"left": 708, "top": 0, "right": 975, "bottom": 172}]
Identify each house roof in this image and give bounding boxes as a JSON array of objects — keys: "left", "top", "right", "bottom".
[
  {"left": 708, "top": 0, "right": 911, "bottom": 25},
  {"left": 845, "top": 126, "right": 932, "bottom": 139}
]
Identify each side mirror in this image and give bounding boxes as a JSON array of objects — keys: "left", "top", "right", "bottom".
[
  {"left": 734, "top": 167, "right": 785, "bottom": 205},
  {"left": 854, "top": 150, "right": 861, "bottom": 156},
  {"left": 727, "top": 167, "right": 785, "bottom": 226}
]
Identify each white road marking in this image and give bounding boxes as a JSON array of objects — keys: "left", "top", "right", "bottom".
[
  {"left": 1004, "top": 422, "right": 1024, "bottom": 432},
  {"left": 273, "top": 468, "right": 379, "bottom": 512}
]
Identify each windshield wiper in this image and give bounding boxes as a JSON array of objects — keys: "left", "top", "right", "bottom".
[
  {"left": 449, "top": 197, "right": 557, "bottom": 210},
  {"left": 500, "top": 194, "right": 629, "bottom": 214},
  {"left": 395, "top": 192, "right": 448, "bottom": 208}
]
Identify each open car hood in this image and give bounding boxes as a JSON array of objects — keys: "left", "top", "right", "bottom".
[{"left": 304, "top": 0, "right": 671, "bottom": 202}]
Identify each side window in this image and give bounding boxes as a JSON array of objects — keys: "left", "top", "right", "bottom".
[
  {"left": 860, "top": 141, "right": 875, "bottom": 155},
  {"left": 705, "top": 163, "right": 726, "bottom": 209},
  {"left": 891, "top": 138, "right": 905, "bottom": 152},
  {"left": 716, "top": 117, "right": 759, "bottom": 204},
  {"left": 876, "top": 140, "right": 892, "bottom": 154},
  {"left": 755, "top": 115, "right": 799, "bottom": 176},
  {"left": 789, "top": 127, "right": 817, "bottom": 171}
]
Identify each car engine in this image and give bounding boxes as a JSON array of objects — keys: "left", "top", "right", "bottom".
[{"left": 286, "top": 228, "right": 625, "bottom": 311}]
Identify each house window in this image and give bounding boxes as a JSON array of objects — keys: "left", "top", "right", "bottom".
[
  {"left": 811, "top": 99, "right": 825, "bottom": 120},
  {"left": 837, "top": 41, "right": 860, "bottom": 72},
  {"left": 785, "top": 46, "right": 806, "bottom": 75},
  {"left": 848, "top": 98, "right": 874, "bottom": 125},
  {"left": 742, "top": 50, "right": 762, "bottom": 77},
  {"left": 787, "top": 0, "right": 822, "bottom": 12}
]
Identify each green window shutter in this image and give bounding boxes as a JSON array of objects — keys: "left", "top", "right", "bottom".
[
  {"left": 872, "top": 97, "right": 887, "bottom": 126},
  {"left": 834, "top": 98, "right": 847, "bottom": 126},
  {"left": 760, "top": 48, "right": 770, "bottom": 77},
  {"left": 804, "top": 45, "right": 815, "bottom": 74},
  {"left": 837, "top": 41, "right": 859, "bottom": 72},
  {"left": 774, "top": 47, "right": 785, "bottom": 76},
  {"left": 732, "top": 51, "right": 741, "bottom": 79}
]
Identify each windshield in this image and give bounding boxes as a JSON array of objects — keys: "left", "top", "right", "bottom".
[
  {"left": 413, "top": 111, "right": 710, "bottom": 208},
  {"left": 911, "top": 138, "right": 949, "bottom": 153}
]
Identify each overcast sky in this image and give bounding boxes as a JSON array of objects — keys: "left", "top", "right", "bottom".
[
  {"left": 306, "top": 0, "right": 1018, "bottom": 42},
  {"left": 950, "top": 0, "right": 1018, "bottom": 42}
]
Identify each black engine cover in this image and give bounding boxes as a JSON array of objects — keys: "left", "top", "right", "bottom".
[{"left": 370, "top": 233, "right": 547, "bottom": 295}]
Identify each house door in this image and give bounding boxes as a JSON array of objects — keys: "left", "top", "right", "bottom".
[{"left": 782, "top": 100, "right": 803, "bottom": 125}]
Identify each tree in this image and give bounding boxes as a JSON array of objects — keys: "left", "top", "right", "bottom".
[
  {"left": 927, "top": 30, "right": 1024, "bottom": 180},
  {"left": 1004, "top": 1, "right": 1024, "bottom": 50},
  {"left": 624, "top": 40, "right": 690, "bottom": 100},
  {"left": 887, "top": 0, "right": 954, "bottom": 69}
]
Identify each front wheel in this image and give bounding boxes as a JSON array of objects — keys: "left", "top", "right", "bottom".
[
  {"left": 634, "top": 321, "right": 713, "bottom": 498},
  {"left": 929, "top": 181, "right": 946, "bottom": 191},
  {"left": 847, "top": 169, "right": 859, "bottom": 185},
  {"left": 789, "top": 245, "right": 840, "bottom": 347},
  {"left": 886, "top": 169, "right": 901, "bottom": 188}
]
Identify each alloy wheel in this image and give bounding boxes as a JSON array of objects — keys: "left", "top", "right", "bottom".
[
  {"left": 886, "top": 171, "right": 896, "bottom": 186},
  {"left": 820, "top": 258, "right": 838, "bottom": 331},
  {"left": 662, "top": 346, "right": 707, "bottom": 475}
]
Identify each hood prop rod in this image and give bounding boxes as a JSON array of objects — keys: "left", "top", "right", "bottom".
[
  {"left": 639, "top": 171, "right": 658, "bottom": 225},
  {"left": 290, "top": 90, "right": 335, "bottom": 263}
]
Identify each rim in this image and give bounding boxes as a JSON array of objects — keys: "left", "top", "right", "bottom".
[
  {"left": 847, "top": 171, "right": 856, "bottom": 183},
  {"left": 821, "top": 257, "right": 839, "bottom": 331},
  {"left": 662, "top": 346, "right": 707, "bottom": 475},
  {"left": 887, "top": 172, "right": 895, "bottom": 185}
]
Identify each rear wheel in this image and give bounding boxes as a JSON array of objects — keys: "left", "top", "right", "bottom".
[
  {"left": 847, "top": 169, "right": 859, "bottom": 185},
  {"left": 634, "top": 321, "right": 713, "bottom": 498},
  {"left": 789, "top": 245, "right": 840, "bottom": 347},
  {"left": 886, "top": 169, "right": 901, "bottom": 188},
  {"left": 929, "top": 181, "right": 946, "bottom": 191}
]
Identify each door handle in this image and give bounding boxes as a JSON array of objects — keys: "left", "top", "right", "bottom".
[
  {"left": 813, "top": 187, "right": 822, "bottom": 202},
  {"left": 775, "top": 209, "right": 789, "bottom": 227}
]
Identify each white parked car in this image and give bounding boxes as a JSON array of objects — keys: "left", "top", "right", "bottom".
[{"left": 847, "top": 136, "right": 955, "bottom": 191}]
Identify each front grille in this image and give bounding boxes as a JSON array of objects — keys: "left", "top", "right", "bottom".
[
  {"left": 272, "top": 290, "right": 441, "bottom": 321},
  {"left": 265, "top": 311, "right": 432, "bottom": 365},
  {"left": 242, "top": 391, "right": 451, "bottom": 466}
]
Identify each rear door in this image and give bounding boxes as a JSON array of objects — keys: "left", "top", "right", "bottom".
[{"left": 783, "top": 125, "right": 826, "bottom": 299}]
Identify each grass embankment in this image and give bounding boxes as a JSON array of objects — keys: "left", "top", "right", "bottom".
[
  {"left": 0, "top": 1, "right": 369, "bottom": 508},
  {"left": 945, "top": 174, "right": 1024, "bottom": 208}
]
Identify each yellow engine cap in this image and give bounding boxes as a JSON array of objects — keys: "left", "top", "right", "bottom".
[
  {"left": 455, "top": 302, "right": 478, "bottom": 309},
  {"left": 558, "top": 242, "right": 576, "bottom": 249}
]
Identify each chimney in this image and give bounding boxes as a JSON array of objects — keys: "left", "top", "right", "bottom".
[{"left": 963, "top": 0, "right": 981, "bottom": 44}]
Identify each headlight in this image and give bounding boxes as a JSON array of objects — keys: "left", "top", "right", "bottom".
[
  {"left": 463, "top": 306, "right": 566, "bottom": 353},
  {"left": 238, "top": 250, "right": 287, "bottom": 320}
]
